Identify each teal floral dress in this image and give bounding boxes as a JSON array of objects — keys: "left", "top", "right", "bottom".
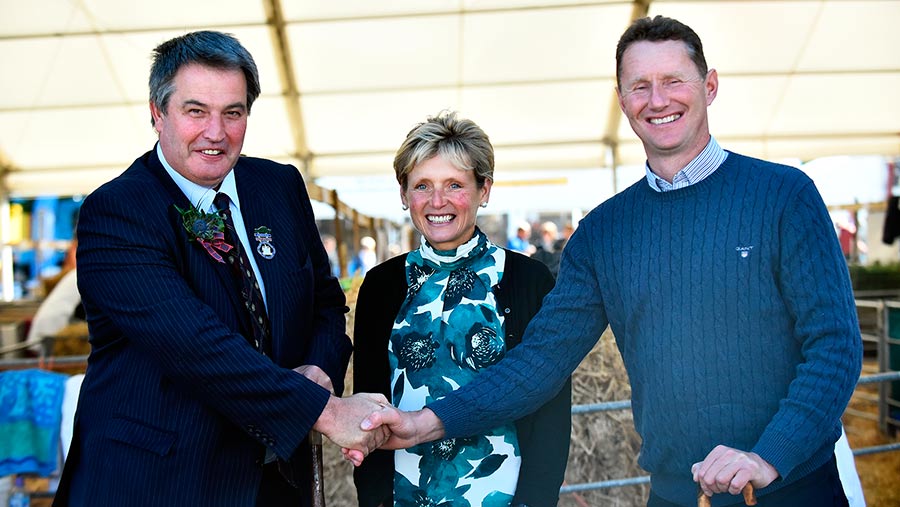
[{"left": 389, "top": 230, "right": 521, "bottom": 507}]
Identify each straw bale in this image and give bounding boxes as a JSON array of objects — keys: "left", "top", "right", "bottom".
[{"left": 560, "top": 329, "right": 647, "bottom": 507}]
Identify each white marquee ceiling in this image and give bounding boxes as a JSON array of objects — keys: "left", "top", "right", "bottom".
[{"left": 1, "top": 0, "right": 899, "bottom": 208}]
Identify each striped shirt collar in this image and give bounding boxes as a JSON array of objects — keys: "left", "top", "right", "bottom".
[{"left": 644, "top": 136, "right": 728, "bottom": 192}]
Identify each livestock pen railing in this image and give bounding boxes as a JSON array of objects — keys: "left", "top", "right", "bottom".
[
  {"left": 561, "top": 295, "right": 900, "bottom": 496},
  {"left": 854, "top": 296, "right": 900, "bottom": 434},
  {"left": 560, "top": 370, "right": 900, "bottom": 495}
]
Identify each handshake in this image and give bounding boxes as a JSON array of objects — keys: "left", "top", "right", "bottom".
[{"left": 311, "top": 392, "right": 445, "bottom": 466}]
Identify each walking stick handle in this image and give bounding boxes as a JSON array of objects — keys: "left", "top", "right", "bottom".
[
  {"left": 697, "top": 483, "right": 756, "bottom": 507},
  {"left": 310, "top": 430, "right": 326, "bottom": 507}
]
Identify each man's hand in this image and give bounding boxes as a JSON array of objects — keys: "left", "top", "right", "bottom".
[
  {"left": 293, "top": 364, "right": 334, "bottom": 394},
  {"left": 313, "top": 393, "right": 390, "bottom": 456},
  {"left": 363, "top": 405, "right": 446, "bottom": 449},
  {"left": 341, "top": 405, "right": 446, "bottom": 467},
  {"left": 692, "top": 445, "right": 778, "bottom": 497}
]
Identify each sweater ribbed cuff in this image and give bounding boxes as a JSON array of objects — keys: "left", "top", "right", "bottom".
[
  {"left": 426, "top": 395, "right": 470, "bottom": 439},
  {"left": 752, "top": 428, "right": 805, "bottom": 479}
]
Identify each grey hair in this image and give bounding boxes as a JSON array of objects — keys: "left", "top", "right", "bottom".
[
  {"left": 149, "top": 31, "right": 260, "bottom": 127},
  {"left": 393, "top": 111, "right": 494, "bottom": 190}
]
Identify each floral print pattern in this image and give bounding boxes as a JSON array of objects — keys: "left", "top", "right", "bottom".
[
  {"left": 396, "top": 331, "right": 440, "bottom": 372},
  {"left": 459, "top": 323, "right": 505, "bottom": 371},
  {"left": 389, "top": 230, "right": 520, "bottom": 507}
]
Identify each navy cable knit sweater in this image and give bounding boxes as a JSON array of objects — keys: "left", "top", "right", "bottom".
[{"left": 428, "top": 152, "right": 862, "bottom": 505}]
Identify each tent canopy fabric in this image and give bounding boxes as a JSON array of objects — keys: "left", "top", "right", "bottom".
[{"left": 1, "top": 0, "right": 899, "bottom": 203}]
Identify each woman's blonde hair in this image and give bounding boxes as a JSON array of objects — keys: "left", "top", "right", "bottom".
[{"left": 393, "top": 110, "right": 494, "bottom": 190}]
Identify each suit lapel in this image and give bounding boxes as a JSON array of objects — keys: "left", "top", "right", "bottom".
[
  {"left": 145, "top": 149, "right": 248, "bottom": 332},
  {"left": 233, "top": 161, "right": 283, "bottom": 350}
]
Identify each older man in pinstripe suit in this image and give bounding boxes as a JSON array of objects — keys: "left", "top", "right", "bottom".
[{"left": 53, "top": 31, "right": 387, "bottom": 507}]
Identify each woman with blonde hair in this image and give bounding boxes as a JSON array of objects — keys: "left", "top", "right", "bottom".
[{"left": 352, "top": 111, "right": 570, "bottom": 507}]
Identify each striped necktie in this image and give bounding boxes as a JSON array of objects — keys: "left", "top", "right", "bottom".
[{"left": 214, "top": 192, "right": 271, "bottom": 355}]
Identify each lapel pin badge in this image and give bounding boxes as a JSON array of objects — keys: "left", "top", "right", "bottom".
[{"left": 254, "top": 226, "right": 276, "bottom": 259}]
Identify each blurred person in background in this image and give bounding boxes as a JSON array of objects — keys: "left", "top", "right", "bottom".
[
  {"left": 558, "top": 222, "right": 574, "bottom": 249},
  {"left": 506, "top": 221, "right": 535, "bottom": 255},
  {"left": 321, "top": 234, "right": 342, "bottom": 278},
  {"left": 530, "top": 221, "right": 562, "bottom": 279},
  {"left": 349, "top": 236, "right": 378, "bottom": 277},
  {"left": 24, "top": 238, "right": 85, "bottom": 355}
]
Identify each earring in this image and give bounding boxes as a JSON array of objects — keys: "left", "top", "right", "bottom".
[
  {"left": 402, "top": 204, "right": 409, "bottom": 211},
  {"left": 480, "top": 202, "right": 488, "bottom": 208}
]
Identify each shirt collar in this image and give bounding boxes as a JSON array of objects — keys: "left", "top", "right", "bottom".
[
  {"left": 157, "top": 142, "right": 239, "bottom": 212},
  {"left": 644, "top": 136, "right": 727, "bottom": 192}
]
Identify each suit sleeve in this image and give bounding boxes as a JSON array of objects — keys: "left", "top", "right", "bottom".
[
  {"left": 77, "top": 184, "right": 329, "bottom": 460},
  {"left": 288, "top": 170, "right": 353, "bottom": 395}
]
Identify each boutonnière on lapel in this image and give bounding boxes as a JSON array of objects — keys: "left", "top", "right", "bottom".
[
  {"left": 174, "top": 204, "right": 234, "bottom": 263},
  {"left": 254, "top": 226, "right": 275, "bottom": 259}
]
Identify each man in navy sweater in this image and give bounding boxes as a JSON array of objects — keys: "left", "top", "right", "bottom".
[{"left": 357, "top": 15, "right": 861, "bottom": 507}]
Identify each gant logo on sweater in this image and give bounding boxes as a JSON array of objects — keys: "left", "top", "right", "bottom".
[{"left": 736, "top": 245, "right": 754, "bottom": 258}]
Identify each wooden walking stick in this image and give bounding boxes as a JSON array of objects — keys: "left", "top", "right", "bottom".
[
  {"left": 697, "top": 483, "right": 756, "bottom": 507},
  {"left": 311, "top": 430, "right": 326, "bottom": 507}
]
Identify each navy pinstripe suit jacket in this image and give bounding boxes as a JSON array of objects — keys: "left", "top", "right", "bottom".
[{"left": 53, "top": 148, "right": 352, "bottom": 507}]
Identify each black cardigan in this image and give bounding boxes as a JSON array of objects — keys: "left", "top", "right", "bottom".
[{"left": 352, "top": 250, "right": 571, "bottom": 507}]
